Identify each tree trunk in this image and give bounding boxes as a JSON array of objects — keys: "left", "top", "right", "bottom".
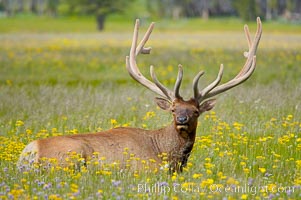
[
  {"left": 31, "top": 0, "right": 38, "bottom": 14},
  {"left": 96, "top": 14, "right": 106, "bottom": 31},
  {"left": 202, "top": 0, "right": 209, "bottom": 20}
]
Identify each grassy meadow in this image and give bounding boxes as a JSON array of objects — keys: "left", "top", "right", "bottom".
[{"left": 0, "top": 16, "right": 301, "bottom": 199}]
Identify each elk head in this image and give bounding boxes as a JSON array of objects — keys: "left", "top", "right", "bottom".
[
  {"left": 126, "top": 18, "right": 262, "bottom": 137},
  {"left": 154, "top": 95, "right": 216, "bottom": 136}
]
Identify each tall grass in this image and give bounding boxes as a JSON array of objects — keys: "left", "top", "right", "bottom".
[{"left": 0, "top": 18, "right": 300, "bottom": 199}]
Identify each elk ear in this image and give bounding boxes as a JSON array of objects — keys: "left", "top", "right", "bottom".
[
  {"left": 154, "top": 97, "right": 172, "bottom": 111},
  {"left": 199, "top": 99, "right": 216, "bottom": 113}
]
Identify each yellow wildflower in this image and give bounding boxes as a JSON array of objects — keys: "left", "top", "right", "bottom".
[
  {"left": 258, "top": 167, "right": 266, "bottom": 173},
  {"left": 15, "top": 120, "right": 24, "bottom": 127}
]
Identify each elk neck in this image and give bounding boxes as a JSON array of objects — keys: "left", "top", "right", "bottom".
[{"left": 151, "top": 120, "right": 197, "bottom": 168}]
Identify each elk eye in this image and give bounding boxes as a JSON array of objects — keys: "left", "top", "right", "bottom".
[
  {"left": 171, "top": 109, "right": 175, "bottom": 113},
  {"left": 194, "top": 110, "right": 200, "bottom": 115}
]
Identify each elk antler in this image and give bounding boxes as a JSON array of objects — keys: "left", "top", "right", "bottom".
[
  {"left": 194, "top": 17, "right": 262, "bottom": 103},
  {"left": 126, "top": 19, "right": 183, "bottom": 101}
]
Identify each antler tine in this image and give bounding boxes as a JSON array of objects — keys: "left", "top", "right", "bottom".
[
  {"left": 196, "top": 17, "right": 262, "bottom": 103},
  {"left": 196, "top": 64, "right": 224, "bottom": 102},
  {"left": 192, "top": 71, "right": 205, "bottom": 100},
  {"left": 237, "top": 17, "right": 262, "bottom": 78},
  {"left": 126, "top": 19, "right": 175, "bottom": 100},
  {"left": 174, "top": 65, "right": 183, "bottom": 99},
  {"left": 243, "top": 25, "right": 252, "bottom": 58},
  {"left": 150, "top": 64, "right": 184, "bottom": 101},
  {"left": 136, "top": 20, "right": 154, "bottom": 55},
  {"left": 205, "top": 56, "right": 256, "bottom": 99},
  {"left": 150, "top": 65, "right": 174, "bottom": 100}
]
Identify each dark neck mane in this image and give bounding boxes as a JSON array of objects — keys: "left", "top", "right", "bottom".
[{"left": 153, "top": 123, "right": 197, "bottom": 172}]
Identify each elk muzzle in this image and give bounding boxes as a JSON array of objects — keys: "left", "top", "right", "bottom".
[{"left": 176, "top": 115, "right": 189, "bottom": 131}]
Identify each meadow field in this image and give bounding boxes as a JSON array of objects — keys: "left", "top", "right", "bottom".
[{"left": 0, "top": 17, "right": 301, "bottom": 199}]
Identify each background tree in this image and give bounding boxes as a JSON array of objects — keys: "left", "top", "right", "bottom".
[
  {"left": 147, "top": 0, "right": 235, "bottom": 20},
  {"left": 233, "top": 0, "right": 259, "bottom": 21},
  {"left": 59, "top": 0, "right": 135, "bottom": 30},
  {"left": 1, "top": 0, "right": 300, "bottom": 23},
  {"left": 47, "top": 0, "right": 59, "bottom": 16}
]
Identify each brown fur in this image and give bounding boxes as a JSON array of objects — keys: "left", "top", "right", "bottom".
[{"left": 18, "top": 98, "right": 215, "bottom": 172}]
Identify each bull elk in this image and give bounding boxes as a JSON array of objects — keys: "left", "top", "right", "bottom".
[{"left": 18, "top": 18, "right": 262, "bottom": 172}]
